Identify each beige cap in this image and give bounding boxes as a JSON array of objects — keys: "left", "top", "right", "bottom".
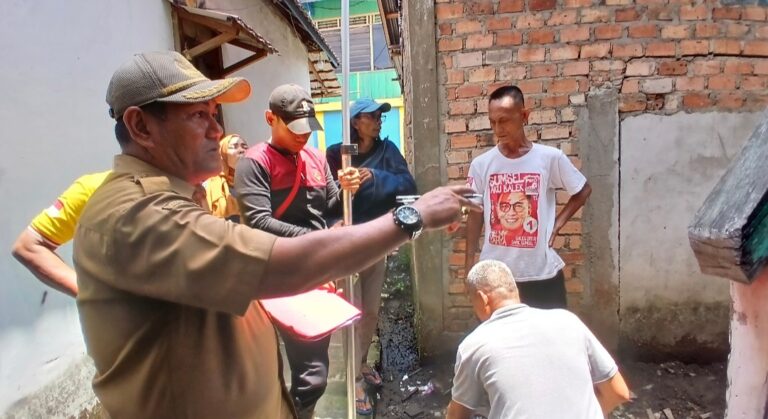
[{"left": 106, "top": 51, "right": 251, "bottom": 119}]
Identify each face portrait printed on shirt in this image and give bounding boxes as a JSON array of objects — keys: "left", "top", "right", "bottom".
[{"left": 488, "top": 173, "right": 540, "bottom": 248}]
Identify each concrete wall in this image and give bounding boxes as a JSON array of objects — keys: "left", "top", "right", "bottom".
[
  {"left": 619, "top": 111, "right": 763, "bottom": 359},
  {"left": 726, "top": 268, "right": 768, "bottom": 419},
  {"left": 210, "top": 0, "right": 313, "bottom": 144},
  {"left": 0, "top": 0, "right": 174, "bottom": 415}
]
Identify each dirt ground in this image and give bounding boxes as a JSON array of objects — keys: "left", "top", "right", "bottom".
[{"left": 369, "top": 358, "right": 726, "bottom": 418}]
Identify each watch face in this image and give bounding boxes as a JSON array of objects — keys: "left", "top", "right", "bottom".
[{"left": 397, "top": 206, "right": 420, "bottom": 224}]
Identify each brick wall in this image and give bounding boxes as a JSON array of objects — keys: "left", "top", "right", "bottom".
[{"left": 434, "top": 0, "right": 768, "bottom": 332}]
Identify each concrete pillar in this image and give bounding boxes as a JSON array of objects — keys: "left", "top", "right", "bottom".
[{"left": 577, "top": 86, "right": 621, "bottom": 351}]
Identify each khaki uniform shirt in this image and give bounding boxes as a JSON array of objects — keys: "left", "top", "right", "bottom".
[{"left": 74, "top": 155, "right": 294, "bottom": 419}]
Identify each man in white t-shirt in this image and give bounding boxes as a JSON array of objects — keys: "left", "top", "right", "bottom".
[
  {"left": 464, "top": 85, "right": 592, "bottom": 309},
  {"left": 447, "top": 260, "right": 630, "bottom": 419}
]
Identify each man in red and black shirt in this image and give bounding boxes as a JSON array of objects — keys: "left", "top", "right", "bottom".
[{"left": 235, "top": 84, "right": 360, "bottom": 418}]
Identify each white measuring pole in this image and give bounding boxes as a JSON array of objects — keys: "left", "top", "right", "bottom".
[{"left": 340, "top": 0, "right": 358, "bottom": 417}]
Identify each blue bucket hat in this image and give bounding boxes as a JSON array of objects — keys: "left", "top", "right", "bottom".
[{"left": 350, "top": 98, "right": 392, "bottom": 119}]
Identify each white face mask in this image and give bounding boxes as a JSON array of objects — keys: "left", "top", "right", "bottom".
[{"left": 226, "top": 138, "right": 248, "bottom": 170}]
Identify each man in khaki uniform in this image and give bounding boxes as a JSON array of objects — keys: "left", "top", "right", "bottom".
[{"left": 74, "top": 51, "right": 478, "bottom": 419}]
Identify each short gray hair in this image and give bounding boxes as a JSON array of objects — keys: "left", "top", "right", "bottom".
[{"left": 466, "top": 260, "right": 518, "bottom": 294}]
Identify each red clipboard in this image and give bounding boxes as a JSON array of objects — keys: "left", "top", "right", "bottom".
[{"left": 260, "top": 289, "right": 361, "bottom": 341}]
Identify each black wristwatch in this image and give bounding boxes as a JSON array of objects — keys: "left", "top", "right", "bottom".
[{"left": 393, "top": 205, "right": 423, "bottom": 240}]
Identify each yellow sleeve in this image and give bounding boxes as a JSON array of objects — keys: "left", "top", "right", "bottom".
[{"left": 29, "top": 171, "right": 111, "bottom": 246}]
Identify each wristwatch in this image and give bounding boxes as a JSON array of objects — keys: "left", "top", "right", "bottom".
[{"left": 393, "top": 205, "right": 423, "bottom": 240}]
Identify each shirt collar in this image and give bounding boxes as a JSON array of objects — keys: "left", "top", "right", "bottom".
[
  {"left": 488, "top": 303, "right": 528, "bottom": 321},
  {"left": 112, "top": 154, "right": 197, "bottom": 199}
]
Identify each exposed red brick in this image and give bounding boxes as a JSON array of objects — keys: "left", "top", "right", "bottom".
[
  {"left": 528, "top": 109, "right": 557, "bottom": 124},
  {"left": 726, "top": 23, "right": 750, "bottom": 38},
  {"left": 713, "top": 7, "right": 741, "bottom": 21},
  {"left": 564, "top": 0, "right": 593, "bottom": 7},
  {"left": 516, "top": 14, "right": 546, "bottom": 29},
  {"left": 456, "top": 83, "right": 483, "bottom": 98},
  {"left": 580, "top": 8, "right": 610, "bottom": 23},
  {"left": 580, "top": 42, "right": 611, "bottom": 59},
  {"left": 675, "top": 76, "right": 706, "bottom": 91},
  {"left": 529, "top": 29, "right": 556, "bottom": 44},
  {"left": 680, "top": 40, "right": 709, "bottom": 56},
  {"left": 680, "top": 5, "right": 708, "bottom": 21},
  {"left": 615, "top": 7, "right": 641, "bottom": 22},
  {"left": 549, "top": 78, "right": 581, "bottom": 94},
  {"left": 690, "top": 60, "right": 722, "bottom": 76},
  {"left": 708, "top": 75, "right": 737, "bottom": 90},
  {"left": 487, "top": 17, "right": 513, "bottom": 31},
  {"left": 498, "top": 65, "right": 527, "bottom": 80},
  {"left": 438, "top": 23, "right": 452, "bottom": 36},
  {"left": 446, "top": 69, "right": 465, "bottom": 85},
  {"left": 713, "top": 39, "right": 743, "bottom": 56},
  {"left": 518, "top": 79, "right": 544, "bottom": 94},
  {"left": 562, "top": 61, "right": 590, "bottom": 76},
  {"left": 496, "top": 31, "right": 523, "bottom": 46},
  {"left": 530, "top": 0, "right": 556, "bottom": 11},
  {"left": 661, "top": 24, "right": 691, "bottom": 39},
  {"left": 438, "top": 37, "right": 463, "bottom": 52},
  {"left": 595, "top": 24, "right": 623, "bottom": 40},
  {"left": 619, "top": 93, "right": 647, "bottom": 112},
  {"left": 450, "top": 134, "right": 477, "bottom": 147},
  {"left": 468, "top": 0, "right": 494, "bottom": 15},
  {"left": 551, "top": 45, "right": 581, "bottom": 60},
  {"left": 456, "top": 20, "right": 482, "bottom": 34},
  {"left": 592, "top": 60, "right": 626, "bottom": 72},
  {"left": 531, "top": 64, "right": 557, "bottom": 78},
  {"left": 468, "top": 116, "right": 491, "bottom": 131},
  {"left": 724, "top": 60, "right": 753, "bottom": 75},
  {"left": 498, "top": 0, "right": 524, "bottom": 13},
  {"left": 641, "top": 78, "right": 673, "bottom": 94},
  {"left": 466, "top": 33, "right": 494, "bottom": 49},
  {"left": 612, "top": 42, "right": 644, "bottom": 58},
  {"left": 756, "top": 61, "right": 768, "bottom": 75},
  {"left": 646, "top": 42, "right": 676, "bottom": 57},
  {"left": 560, "top": 27, "right": 590, "bottom": 43},
  {"left": 659, "top": 61, "right": 688, "bottom": 76},
  {"left": 646, "top": 6, "right": 674, "bottom": 21},
  {"left": 468, "top": 67, "right": 496, "bottom": 83},
  {"left": 628, "top": 24, "right": 658, "bottom": 38},
  {"left": 744, "top": 41, "right": 768, "bottom": 57},
  {"left": 540, "top": 95, "right": 570, "bottom": 108},
  {"left": 742, "top": 76, "right": 767, "bottom": 90},
  {"left": 540, "top": 126, "right": 570, "bottom": 140},
  {"left": 445, "top": 118, "right": 467, "bottom": 133},
  {"left": 626, "top": 61, "right": 656, "bottom": 76},
  {"left": 622, "top": 78, "right": 640, "bottom": 93},
  {"left": 743, "top": 6, "right": 768, "bottom": 22},
  {"left": 455, "top": 51, "right": 483, "bottom": 68},
  {"left": 695, "top": 23, "right": 721, "bottom": 38},
  {"left": 435, "top": 3, "right": 464, "bottom": 20},
  {"left": 756, "top": 26, "right": 768, "bottom": 39},
  {"left": 517, "top": 47, "right": 546, "bottom": 62},
  {"left": 716, "top": 92, "right": 745, "bottom": 109},
  {"left": 683, "top": 93, "right": 712, "bottom": 109},
  {"left": 548, "top": 10, "right": 578, "bottom": 26}
]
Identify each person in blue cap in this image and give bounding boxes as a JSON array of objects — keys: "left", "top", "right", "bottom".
[{"left": 326, "top": 97, "right": 417, "bottom": 415}]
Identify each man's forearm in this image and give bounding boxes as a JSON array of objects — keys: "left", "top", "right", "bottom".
[
  {"left": 446, "top": 400, "right": 473, "bottom": 419},
  {"left": 262, "top": 214, "right": 409, "bottom": 297},
  {"left": 12, "top": 230, "right": 78, "bottom": 297},
  {"left": 595, "top": 372, "right": 631, "bottom": 415}
]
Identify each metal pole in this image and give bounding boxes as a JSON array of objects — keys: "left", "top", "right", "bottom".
[{"left": 340, "top": 1, "right": 359, "bottom": 417}]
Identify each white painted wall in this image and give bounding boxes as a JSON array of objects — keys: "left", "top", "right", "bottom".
[
  {"left": 0, "top": 0, "right": 174, "bottom": 414},
  {"left": 619, "top": 112, "right": 763, "bottom": 350},
  {"left": 208, "top": 0, "right": 314, "bottom": 145}
]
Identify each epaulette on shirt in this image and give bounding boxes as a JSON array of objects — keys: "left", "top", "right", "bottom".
[{"left": 135, "top": 175, "right": 172, "bottom": 194}]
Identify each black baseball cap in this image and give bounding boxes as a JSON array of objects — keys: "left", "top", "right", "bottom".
[{"left": 268, "top": 84, "right": 323, "bottom": 134}]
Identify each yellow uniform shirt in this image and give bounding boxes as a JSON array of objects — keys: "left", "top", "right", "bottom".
[
  {"left": 74, "top": 155, "right": 293, "bottom": 419},
  {"left": 29, "top": 171, "right": 111, "bottom": 246}
]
